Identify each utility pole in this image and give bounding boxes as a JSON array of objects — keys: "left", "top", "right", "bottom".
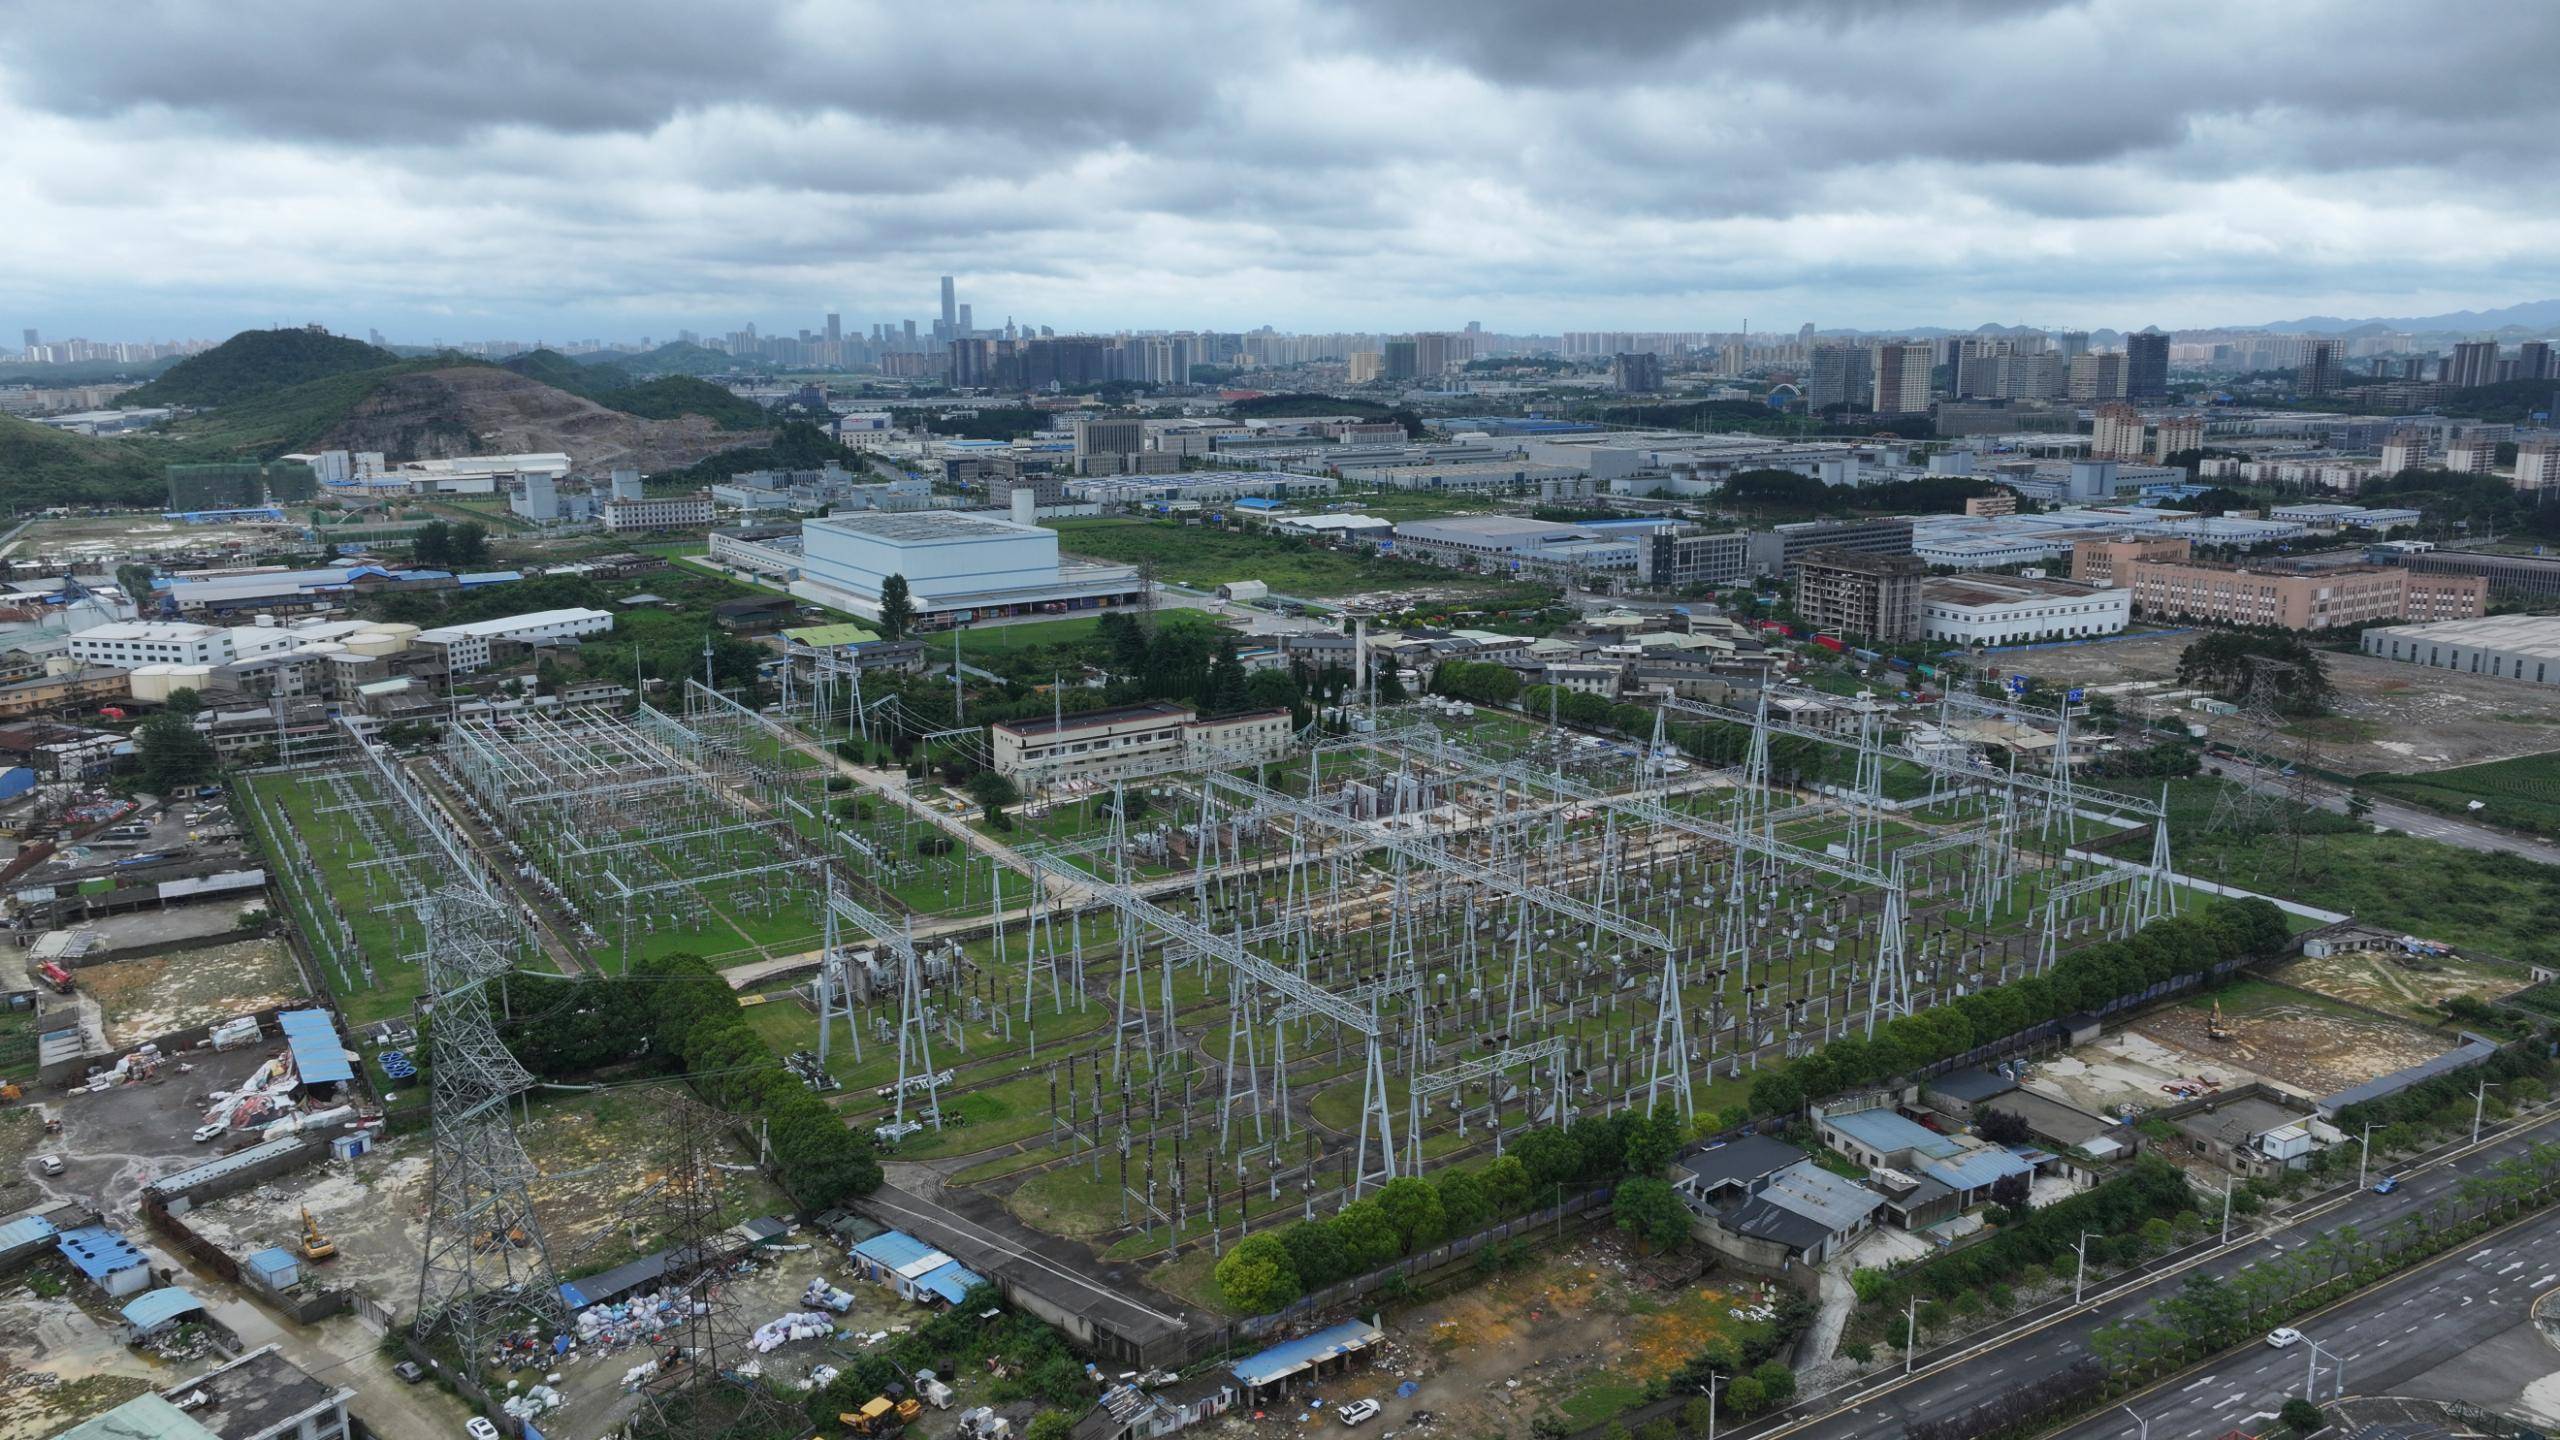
[{"left": 2475, "top": 1080, "right": 2500, "bottom": 1144}]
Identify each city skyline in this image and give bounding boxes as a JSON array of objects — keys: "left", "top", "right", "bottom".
[{"left": 7, "top": 0, "right": 2560, "bottom": 340}]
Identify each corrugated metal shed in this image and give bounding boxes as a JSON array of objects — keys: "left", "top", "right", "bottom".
[
  {"left": 0, "top": 1213, "right": 60, "bottom": 1251},
  {"left": 146, "top": 1137, "right": 303, "bottom": 1198},
  {"left": 58, "top": 1226, "right": 147, "bottom": 1279},
  {"left": 1824, "top": 1107, "right": 1964, "bottom": 1161},
  {"left": 276, "top": 1009, "right": 354, "bottom": 1085},
  {"left": 1230, "top": 1319, "right": 1382, "bottom": 1388},
  {"left": 1920, "top": 1147, "right": 2036, "bottom": 1192},
  {"left": 850, "top": 1230, "right": 941, "bottom": 1272},
  {"left": 120, "top": 1288, "right": 206, "bottom": 1332}
]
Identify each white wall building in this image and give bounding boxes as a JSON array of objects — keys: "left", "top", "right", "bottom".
[
  {"left": 791, "top": 509, "right": 1142, "bottom": 627},
  {"left": 1921, "top": 574, "right": 2131, "bottom": 646},
  {"left": 2362, "top": 615, "right": 2560, "bottom": 687},
  {"left": 601, "top": 493, "right": 715, "bottom": 532},
  {"left": 414, "top": 608, "right": 614, "bottom": 673}
]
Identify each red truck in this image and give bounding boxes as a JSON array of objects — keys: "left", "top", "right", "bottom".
[{"left": 36, "top": 962, "right": 73, "bottom": 995}]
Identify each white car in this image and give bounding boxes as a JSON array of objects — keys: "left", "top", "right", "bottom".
[
  {"left": 1337, "top": 1399, "right": 1382, "bottom": 1427},
  {"left": 2265, "top": 1327, "right": 2304, "bottom": 1349},
  {"left": 35, "top": 1155, "right": 63, "bottom": 1176},
  {"left": 465, "top": 1418, "right": 501, "bottom": 1440},
  {"left": 192, "top": 1123, "right": 227, "bottom": 1144}
]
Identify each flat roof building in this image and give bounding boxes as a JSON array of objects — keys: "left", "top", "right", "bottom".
[
  {"left": 2362, "top": 614, "right": 2560, "bottom": 686},
  {"left": 990, "top": 702, "right": 1292, "bottom": 784},
  {"left": 2126, "top": 560, "right": 2486, "bottom": 632},
  {"left": 1921, "top": 573, "right": 2131, "bottom": 646},
  {"left": 791, "top": 509, "right": 1143, "bottom": 629}
]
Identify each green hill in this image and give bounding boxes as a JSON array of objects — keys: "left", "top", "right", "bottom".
[
  {"left": 584, "top": 340, "right": 752, "bottom": 378},
  {"left": 150, "top": 359, "right": 463, "bottom": 458},
  {"left": 121, "top": 328, "right": 400, "bottom": 410},
  {"left": 0, "top": 415, "right": 175, "bottom": 509},
  {"left": 501, "top": 349, "right": 769, "bottom": 429}
]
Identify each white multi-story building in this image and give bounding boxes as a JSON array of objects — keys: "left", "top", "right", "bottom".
[
  {"left": 2515, "top": 438, "right": 2560, "bottom": 493},
  {"left": 990, "top": 702, "right": 1292, "bottom": 783},
  {"left": 66, "top": 621, "right": 235, "bottom": 669},
  {"left": 1920, "top": 574, "right": 2131, "bottom": 646},
  {"left": 600, "top": 493, "right": 714, "bottom": 532},
  {"left": 414, "top": 608, "right": 614, "bottom": 673}
]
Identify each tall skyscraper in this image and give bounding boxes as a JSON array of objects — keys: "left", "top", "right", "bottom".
[
  {"left": 939, "top": 276, "right": 956, "bottom": 336},
  {"left": 2521, "top": 341, "right": 2555, "bottom": 381},
  {"left": 2447, "top": 340, "right": 2497, "bottom": 388},
  {"left": 957, "top": 303, "right": 973, "bottom": 336},
  {"left": 19, "top": 329, "right": 36, "bottom": 355},
  {"left": 1871, "top": 342, "right": 1935, "bottom": 415},
  {"left": 1806, "top": 343, "right": 1873, "bottom": 413},
  {"left": 2124, "top": 331, "right": 2169, "bottom": 400},
  {"left": 825, "top": 312, "right": 841, "bottom": 353},
  {"left": 2058, "top": 331, "right": 2091, "bottom": 359},
  {"left": 2300, "top": 339, "right": 2338, "bottom": 397}
]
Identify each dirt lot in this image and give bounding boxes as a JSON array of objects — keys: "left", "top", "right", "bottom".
[
  {"left": 2135, "top": 986, "right": 2457, "bottom": 1102},
  {"left": 2026, "top": 1029, "right": 2271, "bottom": 1122},
  {"left": 82, "top": 939, "right": 310, "bottom": 1049},
  {"left": 1197, "top": 1232, "right": 1777, "bottom": 1438},
  {"left": 2273, "top": 950, "right": 2532, "bottom": 1026},
  {"left": 2009, "top": 629, "right": 2560, "bottom": 772}
]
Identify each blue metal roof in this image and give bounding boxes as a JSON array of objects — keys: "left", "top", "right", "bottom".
[
  {"left": 146, "top": 1138, "right": 304, "bottom": 1198},
  {"left": 245, "top": 1247, "right": 299, "bottom": 1279},
  {"left": 0, "top": 1214, "right": 59, "bottom": 1251},
  {"left": 1921, "top": 1148, "right": 2036, "bottom": 1192},
  {"left": 1231, "top": 1319, "right": 1383, "bottom": 1387},
  {"left": 914, "top": 1260, "right": 985, "bottom": 1305},
  {"left": 455, "top": 571, "right": 525, "bottom": 586},
  {"left": 1824, "top": 1107, "right": 1963, "bottom": 1161},
  {"left": 58, "top": 1226, "right": 147, "bottom": 1278},
  {"left": 120, "top": 1289, "right": 205, "bottom": 1330},
  {"left": 849, "top": 1230, "right": 941, "bottom": 1271},
  {"left": 1233, "top": 497, "right": 1285, "bottom": 510},
  {"left": 277, "top": 1009, "right": 354, "bottom": 1084}
]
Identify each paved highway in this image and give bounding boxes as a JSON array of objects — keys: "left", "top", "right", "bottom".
[
  {"left": 2062, "top": 1205, "right": 2560, "bottom": 1438},
  {"left": 1772, "top": 1108, "right": 2560, "bottom": 1439}
]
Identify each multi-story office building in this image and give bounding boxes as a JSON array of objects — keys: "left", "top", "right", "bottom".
[
  {"left": 1872, "top": 342, "right": 1934, "bottom": 415},
  {"left": 990, "top": 702, "right": 1292, "bottom": 783},
  {"left": 2123, "top": 560, "right": 2486, "bottom": 631},
  {"left": 1073, "top": 416, "right": 1145, "bottom": 468},
  {"left": 1746, "top": 517, "right": 1915, "bottom": 579},
  {"left": 1634, "top": 528, "right": 1751, "bottom": 590},
  {"left": 2071, "top": 535, "right": 2195, "bottom": 587},
  {"left": 1796, "top": 550, "right": 1929, "bottom": 642},
  {"left": 600, "top": 493, "right": 714, "bottom": 532},
  {"left": 2124, "top": 332, "right": 2169, "bottom": 401}
]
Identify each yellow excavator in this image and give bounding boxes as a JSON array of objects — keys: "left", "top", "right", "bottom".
[
  {"left": 2206, "top": 1000, "right": 2232, "bottom": 1042},
  {"left": 299, "top": 1207, "right": 337, "bottom": 1262}
]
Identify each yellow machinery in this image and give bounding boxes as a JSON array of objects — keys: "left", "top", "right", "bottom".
[
  {"left": 2206, "top": 1000, "right": 2232, "bottom": 1042},
  {"left": 298, "top": 1207, "right": 337, "bottom": 1262}
]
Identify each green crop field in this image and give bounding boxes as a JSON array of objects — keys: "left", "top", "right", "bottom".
[{"left": 2364, "top": 750, "right": 2560, "bottom": 840}]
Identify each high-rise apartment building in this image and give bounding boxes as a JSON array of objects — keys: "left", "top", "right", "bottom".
[
  {"left": 1413, "top": 332, "right": 1471, "bottom": 376},
  {"left": 1347, "top": 351, "right": 1384, "bottom": 383},
  {"left": 1382, "top": 340, "right": 1420, "bottom": 381},
  {"left": 1807, "top": 343, "right": 1873, "bottom": 413},
  {"left": 1871, "top": 342, "right": 1934, "bottom": 415},
  {"left": 1796, "top": 550, "right": 1928, "bottom": 642},
  {"left": 2090, "top": 403, "right": 2147, "bottom": 460},
  {"left": 2058, "top": 331, "right": 2090, "bottom": 359},
  {"left": 2379, "top": 430, "right": 2432, "bottom": 475},
  {"left": 1611, "top": 352, "right": 1663, "bottom": 393},
  {"left": 2152, "top": 414, "right": 2206, "bottom": 463},
  {"left": 2068, "top": 351, "right": 2126, "bottom": 401},
  {"left": 2124, "top": 332, "right": 2169, "bottom": 401},
  {"left": 2447, "top": 340, "right": 2498, "bottom": 389},
  {"left": 2520, "top": 341, "right": 2554, "bottom": 381},
  {"left": 2300, "top": 340, "right": 2339, "bottom": 397},
  {"left": 939, "top": 276, "right": 957, "bottom": 337}
]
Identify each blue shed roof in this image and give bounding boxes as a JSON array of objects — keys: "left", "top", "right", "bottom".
[
  {"left": 277, "top": 1009, "right": 354, "bottom": 1084},
  {"left": 58, "top": 1226, "right": 147, "bottom": 1278},
  {"left": 1921, "top": 1148, "right": 2036, "bottom": 1192},
  {"left": 914, "top": 1260, "right": 984, "bottom": 1306},
  {"left": 1824, "top": 1107, "right": 1963, "bottom": 1161},
  {"left": 0, "top": 1214, "right": 59, "bottom": 1251},
  {"left": 850, "top": 1230, "right": 941, "bottom": 1271},
  {"left": 120, "top": 1289, "right": 205, "bottom": 1331},
  {"left": 245, "top": 1248, "right": 299, "bottom": 1279},
  {"left": 455, "top": 571, "right": 525, "bottom": 586},
  {"left": 1231, "top": 1318, "right": 1383, "bottom": 1387}
]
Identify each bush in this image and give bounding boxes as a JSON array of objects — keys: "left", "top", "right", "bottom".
[{"left": 2280, "top": 1398, "right": 2325, "bottom": 1435}]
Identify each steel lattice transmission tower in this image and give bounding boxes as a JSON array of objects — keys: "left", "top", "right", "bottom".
[
  {"left": 412, "top": 887, "right": 564, "bottom": 1375},
  {"left": 2204, "top": 656, "right": 2296, "bottom": 838}
]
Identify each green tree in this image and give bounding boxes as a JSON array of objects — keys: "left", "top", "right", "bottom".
[
  {"left": 1279, "top": 1220, "right": 1348, "bottom": 1289},
  {"left": 134, "top": 711, "right": 217, "bottom": 794},
  {"left": 1481, "top": 1154, "right": 1531, "bottom": 1216},
  {"left": 1622, "top": 1101, "right": 1682, "bottom": 1177},
  {"left": 2279, "top": 1398, "right": 2324, "bottom": 1434},
  {"left": 1202, "top": 633, "right": 1251, "bottom": 715},
  {"left": 1023, "top": 1413, "right": 1078, "bottom": 1440},
  {"left": 1749, "top": 1069, "right": 1805, "bottom": 1117},
  {"left": 410, "top": 518, "right": 452, "bottom": 566},
  {"left": 1750, "top": 1361, "right": 1795, "bottom": 1405},
  {"left": 1212, "top": 1233, "right": 1302, "bottom": 1314},
  {"left": 1375, "top": 1176, "right": 1448, "bottom": 1253},
  {"left": 879, "top": 573, "right": 916, "bottom": 640},
  {"left": 1724, "top": 1376, "right": 1766, "bottom": 1416},
  {"left": 114, "top": 563, "right": 157, "bottom": 614},
  {"left": 449, "top": 520, "right": 491, "bottom": 566},
  {"left": 965, "top": 769, "right": 1022, "bottom": 820},
  {"left": 161, "top": 686, "right": 205, "bottom": 717},
  {"left": 1331, "top": 1200, "right": 1403, "bottom": 1273},
  {"left": 1432, "top": 1170, "right": 1489, "bottom": 1236},
  {"left": 1612, "top": 1177, "right": 1691, "bottom": 1254}
]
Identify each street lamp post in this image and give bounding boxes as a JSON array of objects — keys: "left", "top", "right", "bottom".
[
  {"left": 2075, "top": 1230, "right": 2102, "bottom": 1304},
  {"left": 2358, "top": 1121, "right": 2377, "bottom": 1190},
  {"left": 2303, "top": 1337, "right": 2343, "bottom": 1403},
  {"left": 1905, "top": 1294, "right": 1919, "bottom": 1375},
  {"left": 2121, "top": 1404, "right": 2151, "bottom": 1440},
  {"left": 2475, "top": 1081, "right": 2501, "bottom": 1144},
  {"left": 1707, "top": 1371, "right": 1720, "bottom": 1440},
  {"left": 2220, "top": 1178, "right": 2235, "bottom": 1243}
]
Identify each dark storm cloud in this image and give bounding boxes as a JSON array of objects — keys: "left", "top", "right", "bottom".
[{"left": 4, "top": 0, "right": 2560, "bottom": 334}]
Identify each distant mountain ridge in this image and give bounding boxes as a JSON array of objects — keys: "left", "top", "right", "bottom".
[{"left": 2235, "top": 299, "right": 2560, "bottom": 334}]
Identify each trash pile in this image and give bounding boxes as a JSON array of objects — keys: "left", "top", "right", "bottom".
[
  {"left": 749, "top": 1312, "right": 836, "bottom": 1353},
  {"left": 500, "top": 1384, "right": 563, "bottom": 1421},
  {"left": 572, "top": 1291, "right": 693, "bottom": 1353},
  {"left": 802, "top": 1277, "right": 856, "bottom": 1313}
]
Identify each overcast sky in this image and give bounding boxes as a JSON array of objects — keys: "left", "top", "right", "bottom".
[{"left": 7, "top": 0, "right": 2559, "bottom": 345}]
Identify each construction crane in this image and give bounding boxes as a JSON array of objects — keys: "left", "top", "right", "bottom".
[{"left": 299, "top": 1207, "right": 338, "bottom": 1262}]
